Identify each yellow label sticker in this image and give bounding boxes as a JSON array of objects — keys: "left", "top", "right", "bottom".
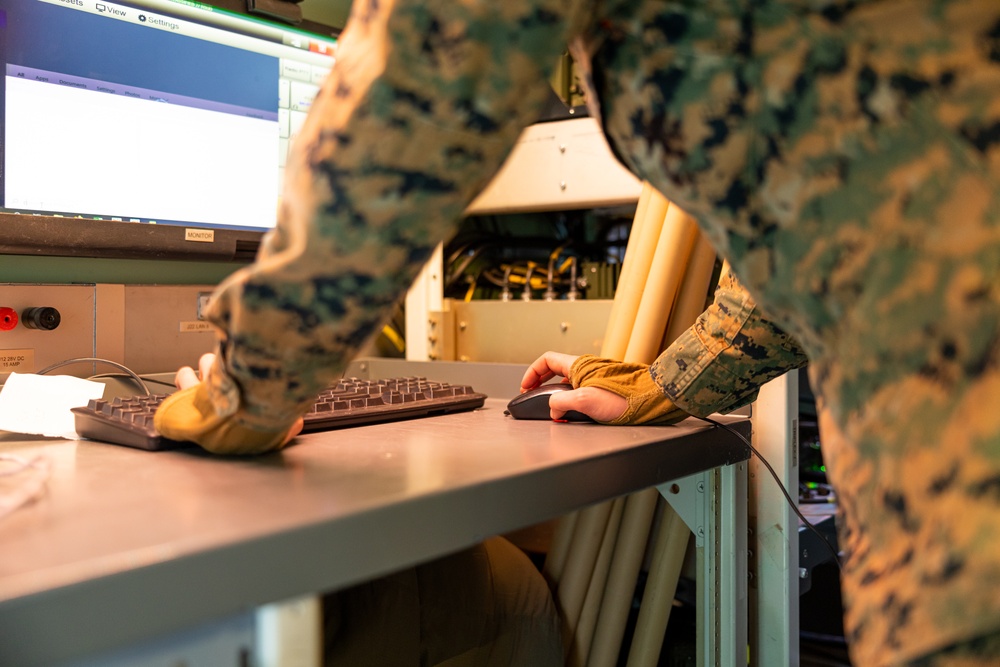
[
  {"left": 0, "top": 349, "right": 34, "bottom": 372},
  {"left": 185, "top": 228, "right": 215, "bottom": 243},
  {"left": 179, "top": 321, "right": 214, "bottom": 333}
]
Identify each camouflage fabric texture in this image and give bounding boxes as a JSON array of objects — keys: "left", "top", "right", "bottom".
[
  {"left": 168, "top": 0, "right": 1000, "bottom": 663},
  {"left": 589, "top": 1, "right": 1000, "bottom": 664},
  {"left": 650, "top": 263, "right": 808, "bottom": 415}
]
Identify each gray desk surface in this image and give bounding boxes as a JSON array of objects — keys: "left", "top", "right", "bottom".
[{"left": 0, "top": 400, "right": 748, "bottom": 666}]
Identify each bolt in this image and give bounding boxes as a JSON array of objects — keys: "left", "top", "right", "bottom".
[
  {"left": 799, "top": 567, "right": 808, "bottom": 579},
  {"left": 560, "top": 322, "right": 569, "bottom": 332},
  {"left": 697, "top": 481, "right": 705, "bottom": 492},
  {"left": 559, "top": 180, "right": 567, "bottom": 191},
  {"left": 459, "top": 321, "right": 467, "bottom": 331}
]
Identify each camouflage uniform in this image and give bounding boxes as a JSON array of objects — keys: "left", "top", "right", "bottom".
[{"left": 184, "top": 0, "right": 1000, "bottom": 663}]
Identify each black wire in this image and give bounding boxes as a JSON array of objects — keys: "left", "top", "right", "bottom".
[
  {"left": 138, "top": 376, "right": 179, "bottom": 389},
  {"left": 697, "top": 416, "right": 843, "bottom": 572}
]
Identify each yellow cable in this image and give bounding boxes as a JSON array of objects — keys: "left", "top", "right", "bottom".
[{"left": 380, "top": 324, "right": 405, "bottom": 354}]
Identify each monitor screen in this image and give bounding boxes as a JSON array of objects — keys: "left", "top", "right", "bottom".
[{"left": 0, "top": 0, "right": 337, "bottom": 260}]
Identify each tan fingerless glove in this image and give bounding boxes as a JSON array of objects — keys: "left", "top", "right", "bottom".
[
  {"left": 154, "top": 384, "right": 293, "bottom": 455},
  {"left": 570, "top": 354, "right": 688, "bottom": 426}
]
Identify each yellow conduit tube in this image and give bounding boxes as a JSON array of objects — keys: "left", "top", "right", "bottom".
[
  {"left": 583, "top": 486, "right": 661, "bottom": 667},
  {"left": 603, "top": 181, "right": 652, "bottom": 346},
  {"left": 585, "top": 207, "right": 703, "bottom": 667},
  {"left": 552, "top": 187, "right": 701, "bottom": 667},
  {"left": 568, "top": 497, "right": 626, "bottom": 665},
  {"left": 623, "top": 204, "right": 700, "bottom": 364},
  {"left": 543, "top": 511, "right": 578, "bottom": 589},
  {"left": 545, "top": 182, "right": 667, "bottom": 602},
  {"left": 601, "top": 184, "right": 670, "bottom": 358},
  {"left": 621, "top": 244, "right": 722, "bottom": 666},
  {"left": 625, "top": 501, "right": 691, "bottom": 667},
  {"left": 554, "top": 501, "right": 617, "bottom": 654},
  {"left": 662, "top": 229, "right": 717, "bottom": 349}
]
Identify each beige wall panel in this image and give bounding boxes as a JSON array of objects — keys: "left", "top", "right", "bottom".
[
  {"left": 122, "top": 285, "right": 218, "bottom": 374},
  {"left": 0, "top": 284, "right": 96, "bottom": 381}
]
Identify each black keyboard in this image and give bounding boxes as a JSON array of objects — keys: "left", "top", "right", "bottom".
[
  {"left": 71, "top": 377, "right": 487, "bottom": 451},
  {"left": 302, "top": 377, "right": 486, "bottom": 432}
]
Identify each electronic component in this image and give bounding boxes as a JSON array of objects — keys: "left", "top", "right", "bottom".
[{"left": 20, "top": 307, "right": 61, "bottom": 331}]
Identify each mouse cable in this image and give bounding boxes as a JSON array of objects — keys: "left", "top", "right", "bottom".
[
  {"left": 36, "top": 357, "right": 151, "bottom": 396},
  {"left": 697, "top": 416, "right": 843, "bottom": 572}
]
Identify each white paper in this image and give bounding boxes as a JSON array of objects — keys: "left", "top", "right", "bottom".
[{"left": 0, "top": 373, "right": 106, "bottom": 439}]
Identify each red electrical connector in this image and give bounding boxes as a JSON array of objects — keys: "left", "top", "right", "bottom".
[{"left": 0, "top": 307, "right": 18, "bottom": 331}]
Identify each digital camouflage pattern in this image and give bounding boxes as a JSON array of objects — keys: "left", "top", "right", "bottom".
[
  {"left": 651, "top": 263, "right": 808, "bottom": 414},
  {"left": 603, "top": 2, "right": 1000, "bottom": 664},
  {"left": 166, "top": 0, "right": 1000, "bottom": 663}
]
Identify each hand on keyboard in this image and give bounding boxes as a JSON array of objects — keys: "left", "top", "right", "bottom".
[
  {"left": 73, "top": 355, "right": 485, "bottom": 451},
  {"left": 154, "top": 353, "right": 303, "bottom": 455}
]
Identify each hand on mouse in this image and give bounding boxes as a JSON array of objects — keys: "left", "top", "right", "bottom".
[
  {"left": 521, "top": 352, "right": 627, "bottom": 422},
  {"left": 522, "top": 352, "right": 688, "bottom": 426},
  {"left": 153, "top": 353, "right": 303, "bottom": 455}
]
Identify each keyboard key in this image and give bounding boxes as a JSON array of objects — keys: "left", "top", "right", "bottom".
[{"left": 72, "top": 377, "right": 487, "bottom": 451}]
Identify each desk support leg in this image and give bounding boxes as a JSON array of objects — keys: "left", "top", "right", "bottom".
[
  {"left": 661, "top": 462, "right": 748, "bottom": 667},
  {"left": 749, "top": 373, "right": 800, "bottom": 667}
]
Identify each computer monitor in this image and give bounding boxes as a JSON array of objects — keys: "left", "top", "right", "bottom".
[{"left": 0, "top": 0, "right": 338, "bottom": 261}]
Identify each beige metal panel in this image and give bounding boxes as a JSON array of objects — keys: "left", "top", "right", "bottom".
[
  {"left": 404, "top": 243, "right": 444, "bottom": 361},
  {"left": 449, "top": 299, "right": 614, "bottom": 364},
  {"left": 427, "top": 309, "right": 456, "bottom": 361},
  {"left": 95, "top": 284, "right": 126, "bottom": 365},
  {"left": 465, "top": 117, "right": 642, "bottom": 215},
  {"left": 0, "top": 284, "right": 96, "bottom": 381},
  {"left": 122, "top": 285, "right": 218, "bottom": 374}
]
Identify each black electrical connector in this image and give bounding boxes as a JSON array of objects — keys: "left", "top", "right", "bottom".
[{"left": 21, "top": 307, "right": 61, "bottom": 331}]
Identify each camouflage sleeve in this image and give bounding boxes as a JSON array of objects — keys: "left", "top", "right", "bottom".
[
  {"left": 649, "top": 265, "right": 808, "bottom": 417},
  {"left": 199, "top": 0, "right": 586, "bottom": 430}
]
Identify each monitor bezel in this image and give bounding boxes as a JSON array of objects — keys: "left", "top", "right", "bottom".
[{"left": 0, "top": 0, "right": 340, "bottom": 263}]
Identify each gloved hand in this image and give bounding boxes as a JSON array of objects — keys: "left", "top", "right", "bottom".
[
  {"left": 520, "top": 352, "right": 688, "bottom": 425},
  {"left": 569, "top": 354, "right": 688, "bottom": 425},
  {"left": 153, "top": 353, "right": 302, "bottom": 455},
  {"left": 154, "top": 383, "right": 295, "bottom": 455}
]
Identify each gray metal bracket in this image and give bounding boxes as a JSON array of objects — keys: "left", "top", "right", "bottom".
[{"left": 660, "top": 463, "right": 748, "bottom": 667}]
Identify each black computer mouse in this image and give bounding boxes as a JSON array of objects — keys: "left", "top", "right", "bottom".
[{"left": 505, "top": 383, "right": 594, "bottom": 422}]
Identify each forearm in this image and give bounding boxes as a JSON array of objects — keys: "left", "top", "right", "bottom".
[
  {"left": 651, "top": 266, "right": 808, "bottom": 417},
  {"left": 203, "top": 0, "right": 578, "bottom": 429}
]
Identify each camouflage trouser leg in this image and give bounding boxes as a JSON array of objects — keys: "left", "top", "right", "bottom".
[{"left": 909, "top": 632, "right": 1000, "bottom": 667}]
